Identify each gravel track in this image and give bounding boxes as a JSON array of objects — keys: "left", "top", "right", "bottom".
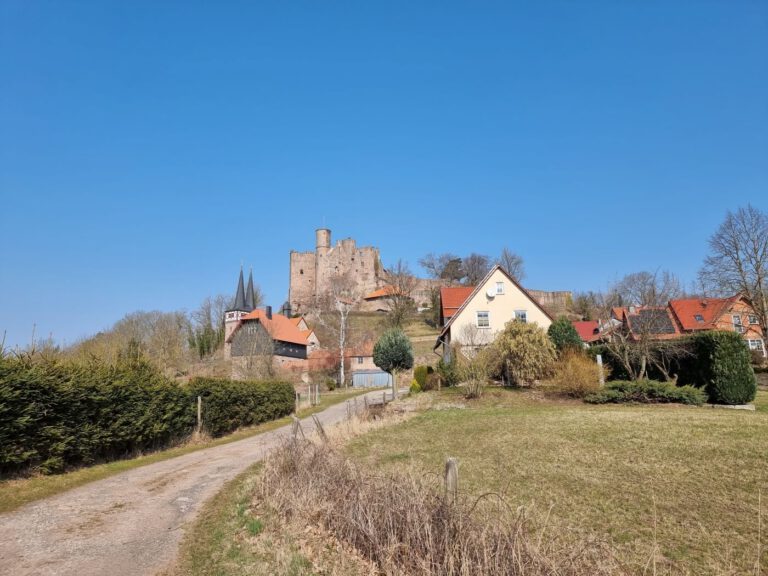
[{"left": 0, "top": 390, "right": 386, "bottom": 576}]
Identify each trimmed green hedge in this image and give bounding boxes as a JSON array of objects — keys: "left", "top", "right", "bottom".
[
  {"left": 0, "top": 356, "right": 294, "bottom": 476},
  {"left": 187, "top": 377, "right": 294, "bottom": 437},
  {"left": 584, "top": 380, "right": 707, "bottom": 406},
  {"left": 690, "top": 331, "right": 757, "bottom": 405}
]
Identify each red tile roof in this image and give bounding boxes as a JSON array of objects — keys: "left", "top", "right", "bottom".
[
  {"left": 668, "top": 296, "right": 739, "bottom": 331},
  {"left": 364, "top": 285, "right": 401, "bottom": 300},
  {"left": 572, "top": 320, "right": 601, "bottom": 343},
  {"left": 232, "top": 309, "right": 312, "bottom": 346},
  {"left": 440, "top": 286, "right": 475, "bottom": 320}
]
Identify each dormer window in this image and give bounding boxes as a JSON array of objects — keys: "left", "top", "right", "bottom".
[{"left": 694, "top": 314, "right": 704, "bottom": 323}]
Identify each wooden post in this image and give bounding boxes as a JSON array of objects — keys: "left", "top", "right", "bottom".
[
  {"left": 346, "top": 400, "right": 351, "bottom": 420},
  {"left": 364, "top": 395, "right": 368, "bottom": 410},
  {"left": 444, "top": 457, "right": 459, "bottom": 504},
  {"left": 312, "top": 414, "right": 328, "bottom": 443},
  {"left": 196, "top": 396, "right": 202, "bottom": 433},
  {"left": 291, "top": 415, "right": 305, "bottom": 440},
  {"left": 597, "top": 354, "right": 605, "bottom": 386},
  {"left": 382, "top": 391, "right": 386, "bottom": 405}
]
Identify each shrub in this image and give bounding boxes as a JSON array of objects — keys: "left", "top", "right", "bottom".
[
  {"left": 409, "top": 379, "right": 422, "bottom": 394},
  {"left": 436, "top": 354, "right": 460, "bottom": 387},
  {"left": 187, "top": 378, "right": 295, "bottom": 437},
  {"left": 373, "top": 329, "right": 414, "bottom": 375},
  {"left": 0, "top": 355, "right": 295, "bottom": 476},
  {"left": 324, "top": 377, "right": 337, "bottom": 392},
  {"left": 423, "top": 372, "right": 440, "bottom": 391},
  {"left": 413, "top": 365, "right": 429, "bottom": 387},
  {"left": 548, "top": 351, "right": 606, "bottom": 398},
  {"left": 547, "top": 317, "right": 583, "bottom": 354},
  {"left": 584, "top": 380, "right": 706, "bottom": 406},
  {"left": 493, "top": 321, "right": 556, "bottom": 386},
  {"left": 690, "top": 331, "right": 757, "bottom": 405}
]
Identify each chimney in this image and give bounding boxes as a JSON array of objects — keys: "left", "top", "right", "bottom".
[{"left": 265, "top": 305, "right": 272, "bottom": 320}]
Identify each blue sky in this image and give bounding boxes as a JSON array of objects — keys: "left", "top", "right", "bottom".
[{"left": 1, "top": 1, "right": 766, "bottom": 349}]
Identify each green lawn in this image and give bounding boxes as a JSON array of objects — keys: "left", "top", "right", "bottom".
[
  {"left": 345, "top": 388, "right": 768, "bottom": 575},
  {"left": 0, "top": 388, "right": 370, "bottom": 514}
]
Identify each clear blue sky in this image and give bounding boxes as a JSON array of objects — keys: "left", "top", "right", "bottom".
[{"left": 1, "top": 1, "right": 766, "bottom": 349}]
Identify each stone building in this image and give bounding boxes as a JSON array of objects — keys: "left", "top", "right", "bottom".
[{"left": 289, "top": 228, "right": 383, "bottom": 314}]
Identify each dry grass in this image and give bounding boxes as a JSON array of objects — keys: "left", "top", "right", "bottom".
[
  {"left": 345, "top": 388, "right": 768, "bottom": 575},
  {"left": 255, "top": 438, "right": 622, "bottom": 576}
]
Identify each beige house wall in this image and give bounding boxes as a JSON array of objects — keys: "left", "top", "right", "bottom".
[{"left": 448, "top": 268, "right": 552, "bottom": 348}]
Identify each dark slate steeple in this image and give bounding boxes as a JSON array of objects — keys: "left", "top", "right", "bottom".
[
  {"left": 230, "top": 267, "right": 248, "bottom": 312},
  {"left": 245, "top": 269, "right": 256, "bottom": 312}
]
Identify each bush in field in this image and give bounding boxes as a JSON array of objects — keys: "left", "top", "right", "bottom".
[
  {"left": 584, "top": 380, "right": 706, "bottom": 406},
  {"left": 493, "top": 321, "right": 556, "bottom": 386},
  {"left": 458, "top": 346, "right": 499, "bottom": 399},
  {"left": 413, "top": 365, "right": 432, "bottom": 387},
  {"left": 548, "top": 350, "right": 606, "bottom": 398},
  {"left": 423, "top": 372, "right": 440, "bottom": 391},
  {"left": 436, "top": 352, "right": 460, "bottom": 387},
  {"left": 691, "top": 331, "right": 756, "bottom": 405},
  {"left": 547, "top": 317, "right": 583, "bottom": 354},
  {"left": 409, "top": 379, "right": 422, "bottom": 394},
  {"left": 373, "top": 329, "right": 414, "bottom": 376}
]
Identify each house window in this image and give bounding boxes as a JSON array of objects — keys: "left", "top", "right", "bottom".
[
  {"left": 748, "top": 339, "right": 765, "bottom": 356},
  {"left": 476, "top": 311, "right": 490, "bottom": 328},
  {"left": 749, "top": 315, "right": 759, "bottom": 325},
  {"left": 733, "top": 315, "right": 745, "bottom": 333},
  {"left": 515, "top": 310, "right": 527, "bottom": 323},
  {"left": 357, "top": 356, "right": 363, "bottom": 364},
  {"left": 496, "top": 282, "right": 504, "bottom": 295},
  {"left": 694, "top": 314, "right": 704, "bottom": 323}
]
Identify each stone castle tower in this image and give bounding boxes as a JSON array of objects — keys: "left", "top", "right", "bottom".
[{"left": 288, "top": 228, "right": 382, "bottom": 313}]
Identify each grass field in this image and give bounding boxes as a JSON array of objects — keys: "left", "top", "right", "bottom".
[
  {"left": 344, "top": 388, "right": 768, "bottom": 574},
  {"left": 0, "top": 388, "right": 370, "bottom": 514}
]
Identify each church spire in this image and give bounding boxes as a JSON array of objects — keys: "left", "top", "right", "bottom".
[
  {"left": 231, "top": 267, "right": 247, "bottom": 311},
  {"left": 245, "top": 269, "right": 256, "bottom": 312}
]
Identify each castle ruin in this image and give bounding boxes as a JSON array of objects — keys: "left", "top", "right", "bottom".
[{"left": 289, "top": 229, "right": 383, "bottom": 313}]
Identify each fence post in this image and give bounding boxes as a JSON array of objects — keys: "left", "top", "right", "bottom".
[
  {"left": 312, "top": 414, "right": 328, "bottom": 443},
  {"left": 596, "top": 354, "right": 605, "bottom": 386},
  {"left": 382, "top": 391, "right": 386, "bottom": 405},
  {"left": 346, "top": 400, "right": 351, "bottom": 420},
  {"left": 445, "top": 457, "right": 459, "bottom": 504},
  {"left": 196, "top": 396, "right": 202, "bottom": 433}
]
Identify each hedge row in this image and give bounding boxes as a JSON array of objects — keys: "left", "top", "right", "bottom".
[
  {"left": 584, "top": 380, "right": 706, "bottom": 406},
  {"left": 0, "top": 356, "right": 294, "bottom": 476},
  {"left": 589, "top": 331, "right": 757, "bottom": 405},
  {"left": 187, "top": 377, "right": 295, "bottom": 437}
]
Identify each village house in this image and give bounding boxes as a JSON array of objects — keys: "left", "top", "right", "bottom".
[
  {"left": 434, "top": 265, "right": 554, "bottom": 361},
  {"left": 606, "top": 295, "right": 765, "bottom": 356},
  {"left": 223, "top": 270, "right": 319, "bottom": 374}
]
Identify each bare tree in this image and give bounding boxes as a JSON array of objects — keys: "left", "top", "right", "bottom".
[
  {"left": 382, "top": 260, "right": 418, "bottom": 329},
  {"left": 610, "top": 270, "right": 684, "bottom": 307},
  {"left": 462, "top": 253, "right": 491, "bottom": 285},
  {"left": 418, "top": 252, "right": 463, "bottom": 284},
  {"left": 498, "top": 248, "right": 525, "bottom": 282},
  {"left": 312, "top": 271, "right": 356, "bottom": 387},
  {"left": 699, "top": 204, "right": 768, "bottom": 336}
]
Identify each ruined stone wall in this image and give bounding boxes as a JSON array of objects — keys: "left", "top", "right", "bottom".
[
  {"left": 289, "top": 230, "right": 382, "bottom": 313},
  {"left": 289, "top": 251, "right": 317, "bottom": 314},
  {"left": 315, "top": 238, "right": 381, "bottom": 301},
  {"left": 527, "top": 289, "right": 573, "bottom": 317}
]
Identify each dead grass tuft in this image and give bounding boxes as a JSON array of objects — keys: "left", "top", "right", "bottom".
[{"left": 256, "top": 439, "right": 624, "bottom": 576}]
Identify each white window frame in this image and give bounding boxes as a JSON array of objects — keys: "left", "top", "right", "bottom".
[
  {"left": 496, "top": 281, "right": 505, "bottom": 295},
  {"left": 747, "top": 339, "right": 766, "bottom": 356},
  {"left": 515, "top": 310, "right": 527, "bottom": 323},
  {"left": 476, "top": 311, "right": 490, "bottom": 328},
  {"left": 748, "top": 314, "right": 759, "bottom": 325},
  {"left": 732, "top": 314, "right": 742, "bottom": 326}
]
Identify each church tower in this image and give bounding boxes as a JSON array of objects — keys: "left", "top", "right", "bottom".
[{"left": 224, "top": 268, "right": 252, "bottom": 345}]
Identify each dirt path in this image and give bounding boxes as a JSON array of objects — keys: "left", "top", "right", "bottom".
[{"left": 0, "top": 390, "right": 388, "bottom": 576}]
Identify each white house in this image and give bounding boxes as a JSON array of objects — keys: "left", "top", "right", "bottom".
[{"left": 434, "top": 265, "right": 554, "bottom": 361}]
